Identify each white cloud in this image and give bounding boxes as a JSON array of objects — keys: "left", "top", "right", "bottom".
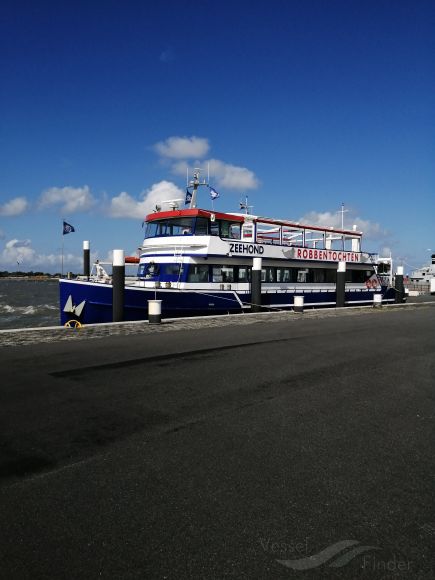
[
  {"left": 299, "top": 210, "right": 342, "bottom": 229},
  {"left": 171, "top": 158, "right": 259, "bottom": 191},
  {"left": 108, "top": 180, "right": 185, "bottom": 219},
  {"left": 153, "top": 136, "right": 210, "bottom": 159},
  {"left": 207, "top": 159, "right": 259, "bottom": 190},
  {"left": 39, "top": 185, "right": 95, "bottom": 213},
  {"left": 1, "top": 239, "right": 35, "bottom": 265},
  {"left": 152, "top": 135, "right": 259, "bottom": 191},
  {"left": 299, "top": 209, "right": 388, "bottom": 240},
  {"left": 352, "top": 217, "right": 385, "bottom": 239},
  {"left": 0, "top": 238, "right": 81, "bottom": 270},
  {"left": 0, "top": 196, "right": 29, "bottom": 216}
]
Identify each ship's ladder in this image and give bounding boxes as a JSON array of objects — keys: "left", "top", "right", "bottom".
[{"left": 173, "top": 247, "right": 184, "bottom": 288}]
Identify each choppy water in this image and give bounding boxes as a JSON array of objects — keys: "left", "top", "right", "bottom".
[{"left": 0, "top": 279, "right": 59, "bottom": 329}]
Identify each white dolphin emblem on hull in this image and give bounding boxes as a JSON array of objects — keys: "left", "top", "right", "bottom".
[{"left": 63, "top": 295, "right": 86, "bottom": 317}]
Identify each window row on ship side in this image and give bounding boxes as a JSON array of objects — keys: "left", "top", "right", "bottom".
[{"left": 138, "top": 262, "right": 375, "bottom": 284}]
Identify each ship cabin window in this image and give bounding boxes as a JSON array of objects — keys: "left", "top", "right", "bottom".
[
  {"left": 238, "top": 267, "right": 250, "bottom": 282},
  {"left": 145, "top": 218, "right": 195, "bottom": 238},
  {"left": 351, "top": 270, "right": 369, "bottom": 283},
  {"left": 229, "top": 223, "right": 241, "bottom": 239},
  {"left": 377, "top": 262, "right": 391, "bottom": 275},
  {"left": 194, "top": 217, "right": 209, "bottom": 235},
  {"left": 187, "top": 264, "right": 209, "bottom": 282},
  {"left": 220, "top": 220, "right": 241, "bottom": 239},
  {"left": 261, "top": 267, "right": 276, "bottom": 282},
  {"left": 297, "top": 269, "right": 309, "bottom": 283},
  {"left": 212, "top": 265, "right": 235, "bottom": 283},
  {"left": 164, "top": 264, "right": 181, "bottom": 276},
  {"left": 276, "top": 268, "right": 293, "bottom": 283},
  {"left": 138, "top": 262, "right": 160, "bottom": 279},
  {"left": 209, "top": 219, "right": 241, "bottom": 239},
  {"left": 210, "top": 220, "right": 220, "bottom": 236}
]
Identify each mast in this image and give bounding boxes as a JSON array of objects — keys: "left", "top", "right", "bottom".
[
  {"left": 338, "top": 202, "right": 348, "bottom": 230},
  {"left": 188, "top": 168, "right": 208, "bottom": 209}
]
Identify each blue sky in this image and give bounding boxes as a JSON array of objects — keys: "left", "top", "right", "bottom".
[{"left": 0, "top": 0, "right": 434, "bottom": 273}]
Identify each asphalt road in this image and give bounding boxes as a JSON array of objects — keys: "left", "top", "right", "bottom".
[{"left": 0, "top": 306, "right": 434, "bottom": 579}]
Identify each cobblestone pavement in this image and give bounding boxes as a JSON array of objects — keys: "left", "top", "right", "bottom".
[{"left": 1, "top": 301, "right": 434, "bottom": 348}]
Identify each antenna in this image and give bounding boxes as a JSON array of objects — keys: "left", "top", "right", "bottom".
[
  {"left": 239, "top": 195, "right": 253, "bottom": 215},
  {"left": 337, "top": 202, "right": 349, "bottom": 229}
]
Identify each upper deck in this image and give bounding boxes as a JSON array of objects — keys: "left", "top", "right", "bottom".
[{"left": 143, "top": 208, "right": 363, "bottom": 256}]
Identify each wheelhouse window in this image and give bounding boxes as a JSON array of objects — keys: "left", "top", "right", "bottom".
[
  {"left": 194, "top": 218, "right": 209, "bottom": 235},
  {"left": 209, "top": 219, "right": 242, "bottom": 238},
  {"left": 145, "top": 218, "right": 195, "bottom": 238},
  {"left": 229, "top": 223, "right": 241, "bottom": 239}
]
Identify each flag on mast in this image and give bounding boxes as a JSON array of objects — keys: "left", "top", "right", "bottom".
[
  {"left": 185, "top": 189, "right": 192, "bottom": 205},
  {"left": 209, "top": 187, "right": 220, "bottom": 200},
  {"left": 63, "top": 221, "right": 75, "bottom": 235}
]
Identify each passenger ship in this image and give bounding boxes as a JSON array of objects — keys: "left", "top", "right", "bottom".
[{"left": 59, "top": 171, "right": 395, "bottom": 325}]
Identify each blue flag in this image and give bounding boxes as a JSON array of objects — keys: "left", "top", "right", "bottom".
[
  {"left": 210, "top": 187, "right": 220, "bottom": 200},
  {"left": 185, "top": 189, "right": 192, "bottom": 205},
  {"left": 63, "top": 221, "right": 75, "bottom": 235}
]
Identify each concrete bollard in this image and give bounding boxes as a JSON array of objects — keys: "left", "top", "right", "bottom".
[
  {"left": 373, "top": 293, "right": 382, "bottom": 308},
  {"left": 294, "top": 295, "right": 304, "bottom": 313},
  {"left": 395, "top": 265, "right": 405, "bottom": 304},
  {"left": 251, "top": 257, "right": 262, "bottom": 313},
  {"left": 148, "top": 300, "right": 162, "bottom": 324},
  {"left": 83, "top": 240, "right": 90, "bottom": 278},
  {"left": 112, "top": 249, "right": 125, "bottom": 322},
  {"left": 336, "top": 261, "right": 346, "bottom": 307}
]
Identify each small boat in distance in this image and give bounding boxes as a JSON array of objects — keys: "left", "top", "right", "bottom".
[{"left": 59, "top": 170, "right": 395, "bottom": 325}]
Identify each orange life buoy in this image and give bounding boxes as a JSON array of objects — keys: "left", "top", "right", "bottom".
[{"left": 64, "top": 319, "right": 82, "bottom": 328}]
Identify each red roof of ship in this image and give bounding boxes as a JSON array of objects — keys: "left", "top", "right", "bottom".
[
  {"left": 145, "top": 208, "right": 362, "bottom": 236},
  {"left": 145, "top": 208, "right": 245, "bottom": 222}
]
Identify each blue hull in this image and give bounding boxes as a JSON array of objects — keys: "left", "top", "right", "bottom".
[{"left": 59, "top": 280, "right": 396, "bottom": 325}]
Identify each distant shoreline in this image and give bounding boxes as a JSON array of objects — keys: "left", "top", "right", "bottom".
[{"left": 0, "top": 276, "right": 60, "bottom": 281}]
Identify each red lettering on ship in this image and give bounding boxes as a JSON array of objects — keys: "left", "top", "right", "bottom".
[{"left": 292, "top": 248, "right": 362, "bottom": 263}]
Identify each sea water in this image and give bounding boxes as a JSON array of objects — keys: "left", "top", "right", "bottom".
[{"left": 0, "top": 279, "right": 59, "bottom": 329}]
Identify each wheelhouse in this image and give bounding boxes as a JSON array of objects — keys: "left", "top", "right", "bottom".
[{"left": 144, "top": 209, "right": 244, "bottom": 239}]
